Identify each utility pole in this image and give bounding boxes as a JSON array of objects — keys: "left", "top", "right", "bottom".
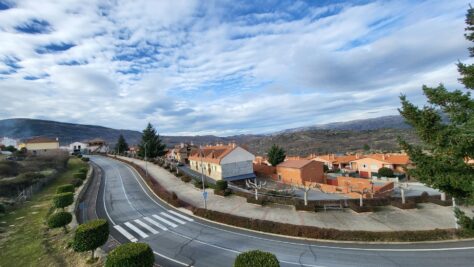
[{"left": 144, "top": 140, "right": 150, "bottom": 179}]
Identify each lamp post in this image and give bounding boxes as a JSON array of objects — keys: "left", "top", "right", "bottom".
[{"left": 199, "top": 146, "right": 207, "bottom": 209}]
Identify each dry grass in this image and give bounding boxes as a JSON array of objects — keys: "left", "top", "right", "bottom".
[{"left": 0, "top": 157, "right": 103, "bottom": 267}]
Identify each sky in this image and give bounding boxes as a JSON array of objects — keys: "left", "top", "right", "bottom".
[{"left": 0, "top": 0, "right": 472, "bottom": 136}]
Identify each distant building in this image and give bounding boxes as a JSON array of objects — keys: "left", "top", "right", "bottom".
[
  {"left": 25, "top": 137, "right": 60, "bottom": 155},
  {"left": 349, "top": 153, "right": 411, "bottom": 178},
  {"left": 87, "top": 138, "right": 108, "bottom": 153},
  {"left": 68, "top": 141, "right": 89, "bottom": 154},
  {"left": 0, "top": 137, "right": 19, "bottom": 148},
  {"left": 188, "top": 144, "right": 255, "bottom": 181},
  {"left": 172, "top": 143, "right": 198, "bottom": 164},
  {"left": 276, "top": 159, "right": 324, "bottom": 185}
]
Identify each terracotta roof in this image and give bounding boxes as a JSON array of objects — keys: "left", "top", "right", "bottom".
[
  {"left": 351, "top": 154, "right": 410, "bottom": 165},
  {"left": 334, "top": 155, "right": 359, "bottom": 164},
  {"left": 25, "top": 137, "right": 58, "bottom": 144},
  {"left": 188, "top": 145, "right": 237, "bottom": 164},
  {"left": 277, "top": 159, "right": 312, "bottom": 169}
]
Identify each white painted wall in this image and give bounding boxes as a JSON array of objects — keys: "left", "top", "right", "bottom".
[{"left": 220, "top": 147, "right": 255, "bottom": 164}]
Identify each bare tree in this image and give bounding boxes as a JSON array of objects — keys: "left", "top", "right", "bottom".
[{"left": 246, "top": 178, "right": 266, "bottom": 200}]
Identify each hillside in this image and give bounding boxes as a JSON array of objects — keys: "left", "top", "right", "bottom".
[
  {"left": 0, "top": 118, "right": 142, "bottom": 145},
  {"left": 0, "top": 116, "right": 419, "bottom": 155}
]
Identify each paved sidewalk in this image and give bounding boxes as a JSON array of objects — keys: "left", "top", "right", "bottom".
[{"left": 117, "top": 156, "right": 457, "bottom": 232}]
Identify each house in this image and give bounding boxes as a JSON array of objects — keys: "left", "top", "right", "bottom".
[
  {"left": 68, "top": 141, "right": 89, "bottom": 154},
  {"left": 309, "top": 154, "right": 338, "bottom": 169},
  {"left": 188, "top": 144, "right": 255, "bottom": 181},
  {"left": 24, "top": 137, "right": 60, "bottom": 155},
  {"left": 173, "top": 143, "right": 198, "bottom": 164},
  {"left": 334, "top": 154, "right": 360, "bottom": 170},
  {"left": 0, "top": 137, "right": 19, "bottom": 148},
  {"left": 87, "top": 138, "right": 108, "bottom": 153},
  {"left": 349, "top": 153, "right": 410, "bottom": 178},
  {"left": 276, "top": 159, "right": 324, "bottom": 185}
]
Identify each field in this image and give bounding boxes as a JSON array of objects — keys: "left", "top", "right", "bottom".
[{"left": 0, "top": 157, "right": 102, "bottom": 267}]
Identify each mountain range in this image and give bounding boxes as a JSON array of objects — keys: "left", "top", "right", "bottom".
[{"left": 0, "top": 116, "right": 418, "bottom": 155}]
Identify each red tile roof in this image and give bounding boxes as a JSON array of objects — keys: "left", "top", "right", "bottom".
[
  {"left": 188, "top": 145, "right": 237, "bottom": 164},
  {"left": 277, "top": 159, "right": 313, "bottom": 169}
]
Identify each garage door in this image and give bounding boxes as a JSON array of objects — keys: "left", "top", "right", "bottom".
[{"left": 359, "top": 171, "right": 369, "bottom": 178}]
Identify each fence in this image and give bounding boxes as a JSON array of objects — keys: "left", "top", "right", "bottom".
[{"left": 15, "top": 171, "right": 59, "bottom": 204}]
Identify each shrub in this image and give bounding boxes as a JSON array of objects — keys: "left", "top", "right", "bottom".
[
  {"left": 234, "top": 250, "right": 280, "bottom": 267},
  {"left": 52, "top": 192, "right": 74, "bottom": 210},
  {"left": 56, "top": 184, "right": 75, "bottom": 194},
  {"left": 47, "top": 211, "right": 72, "bottom": 233},
  {"left": 77, "top": 154, "right": 83, "bottom": 158},
  {"left": 0, "top": 161, "right": 19, "bottom": 177},
  {"left": 181, "top": 175, "right": 192, "bottom": 183},
  {"left": 378, "top": 167, "right": 394, "bottom": 177},
  {"left": 79, "top": 167, "right": 88, "bottom": 174},
  {"left": 81, "top": 157, "right": 90, "bottom": 162},
  {"left": 73, "top": 172, "right": 87, "bottom": 180},
  {"left": 71, "top": 178, "right": 83, "bottom": 188},
  {"left": 73, "top": 219, "right": 109, "bottom": 260},
  {"left": 224, "top": 188, "right": 232, "bottom": 196},
  {"left": 216, "top": 180, "right": 228, "bottom": 191},
  {"left": 105, "top": 242, "right": 154, "bottom": 267},
  {"left": 176, "top": 171, "right": 183, "bottom": 177},
  {"left": 0, "top": 203, "right": 5, "bottom": 214}
]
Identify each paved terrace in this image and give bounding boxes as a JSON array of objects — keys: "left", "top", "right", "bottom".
[{"left": 116, "top": 156, "right": 456, "bottom": 232}]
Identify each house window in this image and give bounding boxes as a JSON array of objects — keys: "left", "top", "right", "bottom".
[
  {"left": 371, "top": 164, "right": 378, "bottom": 171},
  {"left": 278, "top": 174, "right": 282, "bottom": 181},
  {"left": 362, "top": 164, "right": 368, "bottom": 168}
]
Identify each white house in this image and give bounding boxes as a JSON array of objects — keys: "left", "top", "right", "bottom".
[
  {"left": 188, "top": 144, "right": 255, "bottom": 181},
  {"left": 68, "top": 141, "right": 89, "bottom": 154}
]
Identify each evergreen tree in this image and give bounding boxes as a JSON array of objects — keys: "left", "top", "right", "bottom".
[
  {"left": 115, "top": 134, "right": 129, "bottom": 154},
  {"left": 398, "top": 6, "right": 474, "bottom": 206},
  {"left": 267, "top": 144, "right": 286, "bottom": 166},
  {"left": 138, "top": 123, "right": 166, "bottom": 159}
]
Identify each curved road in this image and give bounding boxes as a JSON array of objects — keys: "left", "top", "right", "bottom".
[{"left": 90, "top": 156, "right": 474, "bottom": 267}]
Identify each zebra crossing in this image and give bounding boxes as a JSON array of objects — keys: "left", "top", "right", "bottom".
[{"left": 113, "top": 210, "right": 194, "bottom": 242}]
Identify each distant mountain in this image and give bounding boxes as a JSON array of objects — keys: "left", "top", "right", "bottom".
[
  {"left": 0, "top": 118, "right": 142, "bottom": 145},
  {"left": 0, "top": 116, "right": 419, "bottom": 154},
  {"left": 279, "top": 115, "right": 410, "bottom": 133}
]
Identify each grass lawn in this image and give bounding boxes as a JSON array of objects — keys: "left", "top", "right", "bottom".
[{"left": 0, "top": 157, "right": 103, "bottom": 267}]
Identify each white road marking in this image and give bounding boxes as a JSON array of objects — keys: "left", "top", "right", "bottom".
[
  {"left": 161, "top": 212, "right": 186, "bottom": 224},
  {"left": 144, "top": 217, "right": 168, "bottom": 231},
  {"left": 134, "top": 219, "right": 159, "bottom": 235},
  {"left": 168, "top": 210, "right": 194, "bottom": 222},
  {"left": 124, "top": 222, "right": 149, "bottom": 238},
  {"left": 114, "top": 225, "right": 137, "bottom": 242},
  {"left": 152, "top": 214, "right": 178, "bottom": 228}
]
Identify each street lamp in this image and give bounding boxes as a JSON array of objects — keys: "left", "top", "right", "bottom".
[{"left": 199, "top": 146, "right": 207, "bottom": 209}]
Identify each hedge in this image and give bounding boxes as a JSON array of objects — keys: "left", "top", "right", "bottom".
[
  {"left": 73, "top": 172, "right": 87, "bottom": 180},
  {"left": 0, "top": 203, "right": 5, "bottom": 214},
  {"left": 71, "top": 178, "right": 83, "bottom": 188},
  {"left": 181, "top": 175, "right": 192, "bottom": 183},
  {"left": 234, "top": 250, "right": 280, "bottom": 267},
  {"left": 216, "top": 180, "right": 228, "bottom": 191},
  {"left": 81, "top": 157, "right": 90, "bottom": 162},
  {"left": 56, "top": 184, "right": 75, "bottom": 194},
  {"left": 73, "top": 219, "right": 109, "bottom": 259},
  {"left": 105, "top": 242, "right": 154, "bottom": 267},
  {"left": 47, "top": 211, "right": 72, "bottom": 233},
  {"left": 79, "top": 167, "right": 89, "bottom": 174},
  {"left": 52, "top": 192, "right": 74, "bottom": 210}
]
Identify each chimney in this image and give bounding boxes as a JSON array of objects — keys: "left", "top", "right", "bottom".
[
  {"left": 356, "top": 153, "right": 360, "bottom": 159},
  {"left": 382, "top": 154, "right": 386, "bottom": 160}
]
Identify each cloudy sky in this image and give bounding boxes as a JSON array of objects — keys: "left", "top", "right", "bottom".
[{"left": 0, "top": 0, "right": 471, "bottom": 136}]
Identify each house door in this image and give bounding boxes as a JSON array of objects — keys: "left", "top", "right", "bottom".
[{"left": 359, "top": 171, "right": 369, "bottom": 178}]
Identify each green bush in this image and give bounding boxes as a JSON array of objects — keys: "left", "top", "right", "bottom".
[
  {"left": 81, "top": 157, "right": 90, "bottom": 162},
  {"left": 216, "top": 180, "right": 228, "bottom": 191},
  {"left": 181, "top": 175, "right": 191, "bottom": 183},
  {"left": 71, "top": 178, "right": 83, "bottom": 188},
  {"left": 52, "top": 192, "right": 74, "bottom": 210},
  {"left": 378, "top": 167, "right": 394, "bottom": 177},
  {"left": 56, "top": 184, "right": 75, "bottom": 194},
  {"left": 234, "top": 250, "right": 280, "bottom": 267},
  {"left": 73, "top": 172, "right": 87, "bottom": 180},
  {"left": 79, "top": 167, "right": 89, "bottom": 174},
  {"left": 47, "top": 211, "right": 72, "bottom": 233},
  {"left": 77, "top": 154, "right": 83, "bottom": 158},
  {"left": 73, "top": 219, "right": 109, "bottom": 259},
  {"left": 0, "top": 203, "right": 5, "bottom": 214},
  {"left": 105, "top": 242, "right": 154, "bottom": 267}
]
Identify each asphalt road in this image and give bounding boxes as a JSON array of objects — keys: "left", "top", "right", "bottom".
[{"left": 90, "top": 155, "right": 474, "bottom": 267}]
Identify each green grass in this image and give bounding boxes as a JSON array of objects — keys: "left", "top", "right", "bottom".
[{"left": 0, "top": 157, "right": 93, "bottom": 267}]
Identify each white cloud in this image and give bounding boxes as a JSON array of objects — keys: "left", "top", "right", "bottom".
[{"left": 0, "top": 0, "right": 472, "bottom": 137}]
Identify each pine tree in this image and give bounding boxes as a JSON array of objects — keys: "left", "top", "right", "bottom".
[
  {"left": 138, "top": 123, "right": 166, "bottom": 159},
  {"left": 398, "top": 6, "right": 474, "bottom": 206},
  {"left": 115, "top": 134, "right": 129, "bottom": 155},
  {"left": 267, "top": 144, "right": 286, "bottom": 166}
]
